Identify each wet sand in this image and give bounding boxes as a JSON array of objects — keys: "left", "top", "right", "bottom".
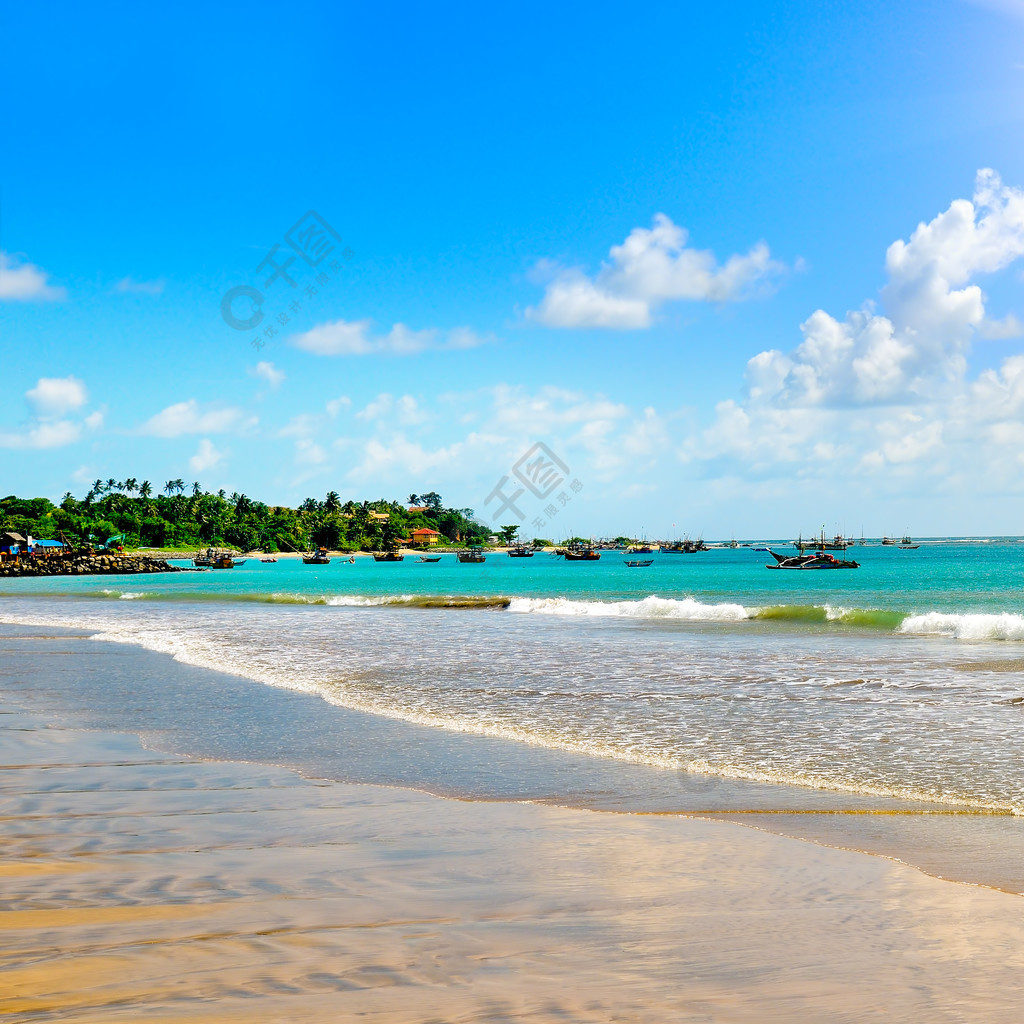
[{"left": 4, "top": 701, "right": 1024, "bottom": 1021}]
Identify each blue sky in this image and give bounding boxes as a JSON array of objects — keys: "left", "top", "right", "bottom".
[{"left": 2, "top": 0, "right": 1023, "bottom": 537}]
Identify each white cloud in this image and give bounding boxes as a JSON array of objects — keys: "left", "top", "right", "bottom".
[
  {"left": 355, "top": 393, "right": 427, "bottom": 425},
  {"left": 250, "top": 361, "right": 286, "bottom": 388},
  {"left": 188, "top": 438, "right": 226, "bottom": 473},
  {"left": 977, "top": 313, "right": 1024, "bottom": 339},
  {"left": 689, "top": 169, "right": 1024, "bottom": 491},
  {"left": 26, "top": 376, "right": 88, "bottom": 417},
  {"left": 290, "top": 318, "right": 488, "bottom": 356},
  {"left": 294, "top": 438, "right": 327, "bottom": 465},
  {"left": 0, "top": 376, "right": 98, "bottom": 449},
  {"left": 526, "top": 215, "right": 786, "bottom": 329},
  {"left": 326, "top": 395, "right": 351, "bottom": 417},
  {"left": 113, "top": 276, "right": 165, "bottom": 296},
  {"left": 0, "top": 251, "right": 65, "bottom": 301},
  {"left": 0, "top": 420, "right": 82, "bottom": 450},
  {"left": 140, "top": 400, "right": 257, "bottom": 437}
]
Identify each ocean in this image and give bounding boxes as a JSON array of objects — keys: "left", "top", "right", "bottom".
[{"left": 4, "top": 539, "right": 1024, "bottom": 888}]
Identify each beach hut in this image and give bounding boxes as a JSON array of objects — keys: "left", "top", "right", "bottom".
[{"left": 1, "top": 531, "right": 26, "bottom": 561}]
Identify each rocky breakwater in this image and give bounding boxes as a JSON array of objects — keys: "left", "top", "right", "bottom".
[{"left": 0, "top": 553, "right": 183, "bottom": 578}]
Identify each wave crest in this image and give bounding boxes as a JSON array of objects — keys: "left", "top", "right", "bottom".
[
  {"left": 900, "top": 612, "right": 1024, "bottom": 641},
  {"left": 507, "top": 595, "right": 751, "bottom": 621}
]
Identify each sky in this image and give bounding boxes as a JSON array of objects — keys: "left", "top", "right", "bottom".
[{"left": 2, "top": 0, "right": 1023, "bottom": 538}]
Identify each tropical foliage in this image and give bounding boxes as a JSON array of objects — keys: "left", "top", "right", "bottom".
[{"left": 0, "top": 483, "right": 491, "bottom": 552}]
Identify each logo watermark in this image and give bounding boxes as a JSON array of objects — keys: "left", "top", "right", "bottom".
[
  {"left": 220, "top": 209, "right": 353, "bottom": 350},
  {"left": 485, "top": 441, "right": 583, "bottom": 533}
]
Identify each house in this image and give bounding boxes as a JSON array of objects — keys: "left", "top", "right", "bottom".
[
  {"left": 410, "top": 528, "right": 441, "bottom": 547},
  {"left": 33, "top": 539, "right": 67, "bottom": 557},
  {"left": 369, "top": 511, "right": 390, "bottom": 522},
  {"left": 1, "top": 531, "right": 26, "bottom": 561},
  {"left": 408, "top": 505, "right": 430, "bottom": 514}
]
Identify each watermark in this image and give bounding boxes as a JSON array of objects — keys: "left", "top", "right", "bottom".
[
  {"left": 484, "top": 441, "right": 583, "bottom": 532},
  {"left": 220, "top": 209, "right": 353, "bottom": 351}
]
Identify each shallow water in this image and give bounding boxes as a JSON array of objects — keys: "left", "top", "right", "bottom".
[{"left": 3, "top": 542, "right": 1024, "bottom": 816}]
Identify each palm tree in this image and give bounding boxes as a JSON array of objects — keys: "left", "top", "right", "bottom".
[
  {"left": 139, "top": 481, "right": 152, "bottom": 499},
  {"left": 324, "top": 490, "right": 341, "bottom": 512},
  {"left": 106, "top": 478, "right": 117, "bottom": 493},
  {"left": 192, "top": 481, "right": 202, "bottom": 497},
  {"left": 124, "top": 478, "right": 138, "bottom": 495}
]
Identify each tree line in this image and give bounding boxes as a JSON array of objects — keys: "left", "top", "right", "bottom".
[{"left": 0, "top": 481, "right": 493, "bottom": 552}]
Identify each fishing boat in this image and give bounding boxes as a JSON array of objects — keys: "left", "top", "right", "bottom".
[
  {"left": 194, "top": 547, "right": 242, "bottom": 568},
  {"left": 373, "top": 551, "right": 405, "bottom": 562},
  {"left": 661, "top": 538, "right": 706, "bottom": 553},
  {"left": 795, "top": 529, "right": 854, "bottom": 553},
  {"left": 417, "top": 555, "right": 441, "bottom": 563},
  {"left": 192, "top": 547, "right": 215, "bottom": 567},
  {"left": 302, "top": 547, "right": 331, "bottom": 565},
  {"left": 881, "top": 536, "right": 897, "bottom": 546},
  {"left": 507, "top": 544, "right": 534, "bottom": 557},
  {"left": 457, "top": 546, "right": 486, "bottom": 563},
  {"left": 561, "top": 543, "right": 600, "bottom": 561},
  {"left": 624, "top": 558, "right": 653, "bottom": 567},
  {"left": 765, "top": 548, "right": 859, "bottom": 570},
  {"left": 260, "top": 557, "right": 277, "bottom": 563}
]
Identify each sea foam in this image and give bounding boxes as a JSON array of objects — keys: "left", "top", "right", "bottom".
[
  {"left": 899, "top": 612, "right": 1024, "bottom": 641},
  {"left": 507, "top": 595, "right": 751, "bottom": 621}
]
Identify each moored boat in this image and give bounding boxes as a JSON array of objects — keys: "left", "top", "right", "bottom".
[
  {"left": 373, "top": 551, "right": 405, "bottom": 562},
  {"left": 624, "top": 558, "right": 653, "bottom": 567},
  {"left": 507, "top": 544, "right": 534, "bottom": 557},
  {"left": 765, "top": 547, "right": 859, "bottom": 570},
  {"left": 457, "top": 546, "right": 486, "bottom": 563},
  {"left": 302, "top": 547, "right": 331, "bottom": 565},
  {"left": 561, "top": 543, "right": 600, "bottom": 561},
  {"left": 417, "top": 555, "right": 441, "bottom": 562}
]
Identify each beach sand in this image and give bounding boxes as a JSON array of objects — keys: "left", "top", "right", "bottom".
[{"left": 4, "top": 699, "right": 1024, "bottom": 1022}]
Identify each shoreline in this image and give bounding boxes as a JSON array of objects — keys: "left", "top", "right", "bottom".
[
  {"left": 4, "top": 620, "right": 1024, "bottom": 896},
  {"left": 5, "top": 697, "right": 1024, "bottom": 1020}
]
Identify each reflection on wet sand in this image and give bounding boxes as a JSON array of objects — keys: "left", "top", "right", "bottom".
[{"left": 4, "top": 706, "right": 1024, "bottom": 1022}]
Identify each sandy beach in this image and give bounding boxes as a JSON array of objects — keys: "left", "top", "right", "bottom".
[{"left": 5, "top": 685, "right": 1024, "bottom": 1021}]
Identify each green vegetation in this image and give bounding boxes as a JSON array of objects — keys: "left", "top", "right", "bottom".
[{"left": 0, "top": 482, "right": 492, "bottom": 553}]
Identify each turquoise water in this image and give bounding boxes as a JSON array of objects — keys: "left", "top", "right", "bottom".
[
  {"left": 4, "top": 540, "right": 1024, "bottom": 624},
  {"left": 3, "top": 540, "right": 1024, "bottom": 813}
]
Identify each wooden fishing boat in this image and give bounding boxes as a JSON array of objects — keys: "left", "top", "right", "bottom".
[
  {"left": 562, "top": 544, "right": 600, "bottom": 561},
  {"left": 624, "top": 558, "right": 653, "bottom": 567},
  {"left": 457, "top": 547, "right": 486, "bottom": 563},
  {"left": 765, "top": 548, "right": 859, "bottom": 570},
  {"left": 507, "top": 545, "right": 534, "bottom": 557},
  {"left": 303, "top": 547, "right": 331, "bottom": 565},
  {"left": 417, "top": 556, "right": 441, "bottom": 562},
  {"left": 373, "top": 551, "right": 405, "bottom": 562}
]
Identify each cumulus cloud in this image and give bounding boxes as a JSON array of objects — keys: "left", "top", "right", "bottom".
[
  {"left": 188, "top": 438, "right": 226, "bottom": 472},
  {"left": 690, "top": 170, "right": 1024, "bottom": 487},
  {"left": 527, "top": 215, "right": 786, "bottom": 329},
  {"left": 0, "top": 377, "right": 99, "bottom": 450},
  {"left": 0, "top": 251, "right": 65, "bottom": 301},
  {"left": 26, "top": 376, "right": 88, "bottom": 417},
  {"left": 290, "top": 319, "right": 488, "bottom": 356},
  {"left": 735, "top": 169, "right": 1024, "bottom": 411},
  {"left": 140, "top": 400, "right": 257, "bottom": 437}
]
